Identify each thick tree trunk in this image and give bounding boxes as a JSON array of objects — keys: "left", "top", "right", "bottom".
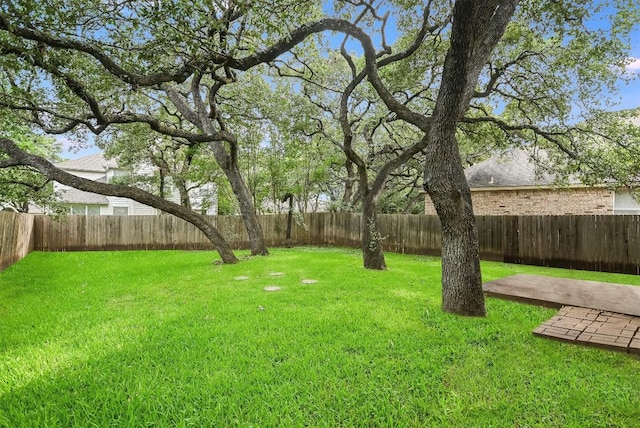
[
  {"left": 0, "top": 138, "right": 239, "bottom": 264},
  {"left": 425, "top": 160, "right": 484, "bottom": 315},
  {"left": 425, "top": 130, "right": 486, "bottom": 315},
  {"left": 424, "top": 132, "right": 484, "bottom": 316},
  {"left": 422, "top": 0, "right": 518, "bottom": 316},
  {"left": 440, "top": 215, "right": 483, "bottom": 315},
  {"left": 361, "top": 196, "right": 386, "bottom": 270}
]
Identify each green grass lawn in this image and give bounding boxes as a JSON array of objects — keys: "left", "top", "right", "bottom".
[{"left": 1, "top": 247, "right": 639, "bottom": 427}]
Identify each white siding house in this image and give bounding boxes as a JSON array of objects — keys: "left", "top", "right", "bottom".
[{"left": 54, "top": 153, "right": 217, "bottom": 216}]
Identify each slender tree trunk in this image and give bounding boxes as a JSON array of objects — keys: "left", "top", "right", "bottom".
[
  {"left": 281, "top": 193, "right": 294, "bottom": 247},
  {"left": 341, "top": 159, "right": 355, "bottom": 210},
  {"left": 175, "top": 180, "right": 192, "bottom": 209},
  {"left": 163, "top": 87, "right": 267, "bottom": 253},
  {"left": 209, "top": 143, "right": 269, "bottom": 256},
  {"left": 361, "top": 195, "right": 386, "bottom": 270},
  {"left": 158, "top": 169, "right": 166, "bottom": 199},
  {"left": 221, "top": 162, "right": 269, "bottom": 256}
]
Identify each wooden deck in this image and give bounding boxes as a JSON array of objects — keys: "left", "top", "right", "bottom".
[
  {"left": 482, "top": 274, "right": 640, "bottom": 316},
  {"left": 483, "top": 274, "right": 640, "bottom": 354}
]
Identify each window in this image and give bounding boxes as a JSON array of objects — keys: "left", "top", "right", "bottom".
[
  {"left": 70, "top": 205, "right": 84, "bottom": 215},
  {"left": 614, "top": 190, "right": 640, "bottom": 215},
  {"left": 86, "top": 205, "right": 101, "bottom": 215},
  {"left": 70, "top": 205, "right": 102, "bottom": 215},
  {"left": 113, "top": 206, "right": 129, "bottom": 215}
]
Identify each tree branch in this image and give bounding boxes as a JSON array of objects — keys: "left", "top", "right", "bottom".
[
  {"left": 0, "top": 136, "right": 238, "bottom": 263},
  {"left": 164, "top": 85, "right": 204, "bottom": 129},
  {"left": 0, "top": 178, "right": 50, "bottom": 192},
  {"left": 460, "top": 115, "right": 578, "bottom": 158},
  {"left": 0, "top": 14, "right": 195, "bottom": 86}
]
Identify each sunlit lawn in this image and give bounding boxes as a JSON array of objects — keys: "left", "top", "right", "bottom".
[{"left": 1, "top": 247, "right": 639, "bottom": 427}]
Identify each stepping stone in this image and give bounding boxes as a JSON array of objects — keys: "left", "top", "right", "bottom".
[
  {"left": 301, "top": 279, "right": 318, "bottom": 284},
  {"left": 263, "top": 286, "right": 282, "bottom": 292},
  {"left": 268, "top": 272, "right": 284, "bottom": 276},
  {"left": 234, "top": 276, "right": 249, "bottom": 281}
]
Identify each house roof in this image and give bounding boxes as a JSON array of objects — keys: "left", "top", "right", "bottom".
[
  {"left": 465, "top": 149, "right": 562, "bottom": 189},
  {"left": 58, "top": 187, "right": 109, "bottom": 205},
  {"left": 466, "top": 109, "right": 640, "bottom": 190},
  {"left": 55, "top": 153, "right": 119, "bottom": 172}
]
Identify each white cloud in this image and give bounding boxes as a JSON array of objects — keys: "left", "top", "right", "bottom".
[{"left": 626, "top": 57, "right": 640, "bottom": 73}]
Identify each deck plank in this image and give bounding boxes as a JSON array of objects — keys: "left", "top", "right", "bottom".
[{"left": 482, "top": 274, "right": 640, "bottom": 316}]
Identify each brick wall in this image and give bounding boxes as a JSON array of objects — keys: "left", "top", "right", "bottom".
[{"left": 424, "top": 187, "right": 614, "bottom": 215}]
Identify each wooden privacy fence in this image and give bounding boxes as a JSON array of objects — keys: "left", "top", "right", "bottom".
[
  {"left": 29, "top": 213, "right": 640, "bottom": 274},
  {"left": 0, "top": 211, "right": 35, "bottom": 271},
  {"left": 501, "top": 215, "right": 640, "bottom": 274},
  {"left": 1, "top": 212, "right": 639, "bottom": 274},
  {"left": 31, "top": 212, "right": 366, "bottom": 251}
]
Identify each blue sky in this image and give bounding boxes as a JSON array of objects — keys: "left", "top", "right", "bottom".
[{"left": 59, "top": 136, "right": 100, "bottom": 160}]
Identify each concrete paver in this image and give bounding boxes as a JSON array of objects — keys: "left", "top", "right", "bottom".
[{"left": 533, "top": 305, "right": 640, "bottom": 354}]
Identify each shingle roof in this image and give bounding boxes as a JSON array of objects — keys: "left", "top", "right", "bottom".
[
  {"left": 55, "top": 153, "right": 119, "bottom": 172},
  {"left": 465, "top": 149, "right": 558, "bottom": 188},
  {"left": 465, "top": 108, "right": 640, "bottom": 189},
  {"left": 57, "top": 187, "right": 109, "bottom": 205},
  {"left": 628, "top": 114, "right": 640, "bottom": 127}
]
